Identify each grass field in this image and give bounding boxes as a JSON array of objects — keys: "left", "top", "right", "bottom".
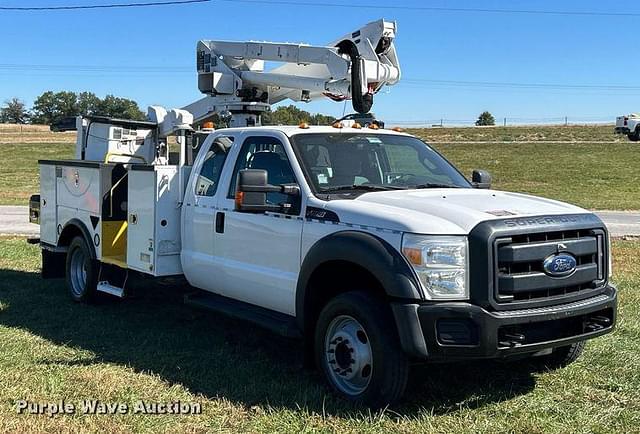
[
  {"left": 0, "top": 237, "right": 638, "bottom": 432},
  {"left": 0, "top": 124, "right": 638, "bottom": 209}
]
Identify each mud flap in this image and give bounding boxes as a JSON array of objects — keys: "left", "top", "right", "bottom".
[{"left": 42, "top": 249, "right": 66, "bottom": 279}]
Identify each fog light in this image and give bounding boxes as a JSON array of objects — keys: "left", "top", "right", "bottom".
[{"left": 436, "top": 319, "right": 478, "bottom": 346}]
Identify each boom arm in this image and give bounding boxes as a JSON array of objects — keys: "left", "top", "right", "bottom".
[{"left": 188, "top": 19, "right": 400, "bottom": 124}]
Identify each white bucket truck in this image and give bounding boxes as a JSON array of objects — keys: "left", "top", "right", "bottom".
[{"left": 30, "top": 20, "right": 616, "bottom": 407}]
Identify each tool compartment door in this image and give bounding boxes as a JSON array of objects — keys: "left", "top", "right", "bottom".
[{"left": 127, "top": 165, "right": 182, "bottom": 276}]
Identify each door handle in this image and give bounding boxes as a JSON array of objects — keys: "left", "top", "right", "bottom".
[{"left": 215, "top": 212, "right": 225, "bottom": 234}]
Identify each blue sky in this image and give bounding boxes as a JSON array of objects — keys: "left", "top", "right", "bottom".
[{"left": 0, "top": 0, "right": 638, "bottom": 124}]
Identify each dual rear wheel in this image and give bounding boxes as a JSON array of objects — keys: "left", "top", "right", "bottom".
[{"left": 65, "top": 236, "right": 98, "bottom": 302}]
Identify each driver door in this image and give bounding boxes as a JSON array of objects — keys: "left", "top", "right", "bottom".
[{"left": 214, "top": 134, "right": 303, "bottom": 316}]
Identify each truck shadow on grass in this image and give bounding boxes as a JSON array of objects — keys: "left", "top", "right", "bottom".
[{"left": 0, "top": 268, "right": 538, "bottom": 416}]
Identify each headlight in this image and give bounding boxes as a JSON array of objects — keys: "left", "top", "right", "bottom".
[{"left": 402, "top": 234, "right": 469, "bottom": 300}]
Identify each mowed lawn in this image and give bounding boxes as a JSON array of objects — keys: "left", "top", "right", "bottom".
[
  {"left": 410, "top": 125, "right": 640, "bottom": 210},
  {"left": 1, "top": 124, "right": 638, "bottom": 209},
  {"left": 0, "top": 238, "right": 638, "bottom": 432}
]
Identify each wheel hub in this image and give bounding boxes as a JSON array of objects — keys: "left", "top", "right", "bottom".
[
  {"left": 69, "top": 247, "right": 88, "bottom": 296},
  {"left": 324, "top": 315, "right": 372, "bottom": 396}
]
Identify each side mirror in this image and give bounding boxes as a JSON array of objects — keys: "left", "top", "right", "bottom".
[
  {"left": 235, "top": 169, "right": 300, "bottom": 213},
  {"left": 472, "top": 169, "right": 492, "bottom": 189}
]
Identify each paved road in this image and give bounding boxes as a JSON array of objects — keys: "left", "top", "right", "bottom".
[
  {"left": 0, "top": 206, "right": 39, "bottom": 236},
  {"left": 595, "top": 211, "right": 640, "bottom": 239},
  {"left": 0, "top": 206, "right": 638, "bottom": 238}
]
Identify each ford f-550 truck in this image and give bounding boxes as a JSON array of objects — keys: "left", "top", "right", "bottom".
[{"left": 30, "top": 20, "right": 616, "bottom": 407}]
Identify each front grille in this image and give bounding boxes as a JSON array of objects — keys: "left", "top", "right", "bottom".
[{"left": 494, "top": 229, "right": 606, "bottom": 305}]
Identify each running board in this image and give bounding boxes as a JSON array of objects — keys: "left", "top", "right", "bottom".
[
  {"left": 184, "top": 291, "right": 301, "bottom": 338},
  {"left": 97, "top": 281, "right": 125, "bottom": 298}
]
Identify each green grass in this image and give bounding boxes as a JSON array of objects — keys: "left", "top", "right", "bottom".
[
  {"left": 0, "top": 237, "right": 639, "bottom": 432},
  {"left": 0, "top": 143, "right": 73, "bottom": 205},
  {"left": 428, "top": 141, "right": 640, "bottom": 210},
  {"left": 408, "top": 124, "right": 623, "bottom": 143},
  {"left": 0, "top": 124, "right": 638, "bottom": 209}
]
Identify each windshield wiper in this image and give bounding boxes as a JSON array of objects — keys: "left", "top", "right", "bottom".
[
  {"left": 320, "top": 184, "right": 406, "bottom": 193},
  {"left": 411, "top": 183, "right": 462, "bottom": 189}
]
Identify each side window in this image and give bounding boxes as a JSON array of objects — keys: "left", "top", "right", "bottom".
[
  {"left": 194, "top": 137, "right": 231, "bottom": 197},
  {"left": 227, "top": 136, "right": 297, "bottom": 207}
]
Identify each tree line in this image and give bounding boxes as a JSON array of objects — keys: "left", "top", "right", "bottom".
[
  {"left": 0, "top": 93, "right": 336, "bottom": 128},
  {"left": 0, "top": 92, "right": 146, "bottom": 125},
  {"left": 262, "top": 105, "right": 336, "bottom": 126}
]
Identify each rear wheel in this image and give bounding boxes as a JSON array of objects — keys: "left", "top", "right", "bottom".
[
  {"left": 65, "top": 236, "right": 98, "bottom": 302},
  {"left": 314, "top": 291, "right": 409, "bottom": 408},
  {"left": 629, "top": 127, "right": 640, "bottom": 141}
]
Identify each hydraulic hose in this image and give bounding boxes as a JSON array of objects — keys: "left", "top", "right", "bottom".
[{"left": 336, "top": 40, "right": 373, "bottom": 114}]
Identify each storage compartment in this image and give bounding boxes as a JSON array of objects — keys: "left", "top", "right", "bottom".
[{"left": 127, "top": 165, "right": 182, "bottom": 276}]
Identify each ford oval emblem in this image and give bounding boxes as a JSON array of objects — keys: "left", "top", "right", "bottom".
[{"left": 543, "top": 253, "right": 577, "bottom": 278}]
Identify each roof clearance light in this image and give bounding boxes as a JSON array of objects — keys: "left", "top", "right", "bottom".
[
  {"left": 202, "top": 121, "right": 215, "bottom": 129},
  {"left": 368, "top": 123, "right": 380, "bottom": 130},
  {"left": 299, "top": 122, "right": 310, "bottom": 129},
  {"left": 391, "top": 127, "right": 404, "bottom": 132},
  {"left": 332, "top": 122, "right": 344, "bottom": 129},
  {"left": 352, "top": 122, "right": 362, "bottom": 129}
]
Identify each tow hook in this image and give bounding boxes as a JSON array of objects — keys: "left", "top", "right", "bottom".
[
  {"left": 499, "top": 332, "right": 526, "bottom": 348},
  {"left": 585, "top": 315, "right": 612, "bottom": 332}
]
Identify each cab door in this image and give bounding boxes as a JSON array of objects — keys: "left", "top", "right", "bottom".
[
  {"left": 213, "top": 134, "right": 304, "bottom": 316},
  {"left": 181, "top": 134, "right": 233, "bottom": 291}
]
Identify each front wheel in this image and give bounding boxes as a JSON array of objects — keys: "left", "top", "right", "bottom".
[
  {"left": 65, "top": 236, "right": 99, "bottom": 302},
  {"left": 629, "top": 128, "right": 640, "bottom": 142},
  {"left": 314, "top": 291, "right": 409, "bottom": 408}
]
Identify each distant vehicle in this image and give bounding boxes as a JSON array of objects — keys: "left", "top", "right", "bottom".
[
  {"left": 336, "top": 112, "right": 385, "bottom": 128},
  {"left": 615, "top": 114, "right": 640, "bottom": 141}
]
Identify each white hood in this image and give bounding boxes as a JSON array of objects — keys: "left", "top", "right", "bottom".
[{"left": 323, "top": 189, "right": 590, "bottom": 235}]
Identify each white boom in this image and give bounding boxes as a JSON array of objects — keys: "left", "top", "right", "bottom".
[{"left": 184, "top": 19, "right": 400, "bottom": 126}]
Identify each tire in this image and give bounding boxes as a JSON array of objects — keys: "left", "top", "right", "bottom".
[
  {"left": 314, "top": 291, "right": 409, "bottom": 408},
  {"left": 532, "top": 341, "right": 585, "bottom": 370},
  {"left": 65, "top": 236, "right": 99, "bottom": 302},
  {"left": 629, "top": 128, "right": 640, "bottom": 142}
]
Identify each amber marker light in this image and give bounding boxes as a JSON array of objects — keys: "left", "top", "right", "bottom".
[
  {"left": 202, "top": 121, "right": 215, "bottom": 129},
  {"left": 234, "top": 191, "right": 244, "bottom": 209},
  {"left": 368, "top": 123, "right": 380, "bottom": 130},
  {"left": 391, "top": 127, "right": 404, "bottom": 132},
  {"left": 402, "top": 247, "right": 423, "bottom": 266},
  {"left": 299, "top": 122, "right": 310, "bottom": 129},
  {"left": 352, "top": 122, "right": 362, "bottom": 129},
  {"left": 332, "top": 122, "right": 344, "bottom": 129}
]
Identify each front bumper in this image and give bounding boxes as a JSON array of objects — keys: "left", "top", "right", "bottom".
[{"left": 392, "top": 285, "right": 617, "bottom": 360}]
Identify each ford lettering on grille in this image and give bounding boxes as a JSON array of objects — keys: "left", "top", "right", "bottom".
[{"left": 543, "top": 253, "right": 577, "bottom": 278}]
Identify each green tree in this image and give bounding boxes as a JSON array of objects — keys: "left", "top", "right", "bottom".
[
  {"left": 97, "top": 95, "right": 145, "bottom": 120},
  {"left": 76, "top": 92, "right": 101, "bottom": 116},
  {"left": 31, "top": 91, "right": 78, "bottom": 124},
  {"left": 31, "top": 91, "right": 58, "bottom": 125},
  {"left": 262, "top": 105, "right": 335, "bottom": 126},
  {"left": 475, "top": 111, "right": 496, "bottom": 126},
  {"left": 0, "top": 98, "right": 29, "bottom": 124},
  {"left": 30, "top": 91, "right": 146, "bottom": 125}
]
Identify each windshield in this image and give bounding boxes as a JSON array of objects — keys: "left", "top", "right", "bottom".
[{"left": 290, "top": 133, "right": 471, "bottom": 195}]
